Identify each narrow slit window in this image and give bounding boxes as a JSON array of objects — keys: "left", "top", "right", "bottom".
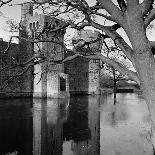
[{"left": 60, "top": 76, "right": 66, "bottom": 91}]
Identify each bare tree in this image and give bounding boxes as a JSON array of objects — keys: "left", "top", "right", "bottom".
[
  {"left": 100, "top": 40, "right": 130, "bottom": 104},
  {"left": 28, "top": 0, "right": 155, "bottom": 150},
  {"left": 0, "top": 0, "right": 12, "bottom": 7},
  {"left": 2, "top": 0, "right": 155, "bottom": 151}
]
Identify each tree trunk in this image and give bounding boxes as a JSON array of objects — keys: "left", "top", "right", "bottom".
[
  {"left": 125, "top": 11, "right": 155, "bottom": 151},
  {"left": 134, "top": 50, "right": 155, "bottom": 151},
  {"left": 112, "top": 67, "right": 117, "bottom": 105}
]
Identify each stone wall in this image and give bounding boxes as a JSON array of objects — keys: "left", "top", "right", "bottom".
[
  {"left": 64, "top": 30, "right": 101, "bottom": 95},
  {"left": 0, "top": 2, "right": 34, "bottom": 98},
  {"left": 0, "top": 39, "right": 34, "bottom": 97},
  {"left": 28, "top": 13, "right": 69, "bottom": 98},
  {"left": 64, "top": 56, "right": 89, "bottom": 94}
]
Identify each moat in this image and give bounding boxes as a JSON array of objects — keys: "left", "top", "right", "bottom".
[{"left": 0, "top": 93, "right": 153, "bottom": 155}]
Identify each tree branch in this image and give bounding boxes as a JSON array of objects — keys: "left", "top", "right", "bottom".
[
  {"left": 0, "top": 63, "right": 32, "bottom": 90},
  {"left": 144, "top": 8, "right": 155, "bottom": 28},
  {"left": 140, "top": 0, "right": 154, "bottom": 16},
  {"left": 126, "top": 0, "right": 139, "bottom": 11},
  {"left": 97, "top": 0, "right": 124, "bottom": 25},
  {"left": 0, "top": 0, "right": 12, "bottom": 7},
  {"left": 84, "top": 53, "right": 140, "bottom": 85},
  {"left": 117, "top": 0, "right": 127, "bottom": 12},
  {"left": 89, "top": 20, "right": 134, "bottom": 62},
  {"left": 88, "top": 6, "right": 118, "bottom": 23}
]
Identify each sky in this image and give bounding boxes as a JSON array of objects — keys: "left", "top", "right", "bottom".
[
  {"left": 0, "top": 0, "right": 22, "bottom": 41},
  {"left": 0, "top": 0, "right": 155, "bottom": 42}
]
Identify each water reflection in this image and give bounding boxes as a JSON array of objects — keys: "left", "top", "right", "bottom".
[
  {"left": 0, "top": 98, "right": 33, "bottom": 155},
  {"left": 100, "top": 93, "right": 152, "bottom": 155},
  {"left": 0, "top": 94, "right": 153, "bottom": 155},
  {"left": 63, "top": 96, "right": 100, "bottom": 155},
  {"left": 33, "top": 98, "right": 70, "bottom": 155}
]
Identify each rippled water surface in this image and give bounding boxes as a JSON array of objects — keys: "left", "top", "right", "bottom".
[{"left": 0, "top": 93, "right": 153, "bottom": 155}]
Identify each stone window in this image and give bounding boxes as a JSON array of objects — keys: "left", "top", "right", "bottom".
[
  {"left": 36, "top": 21, "right": 39, "bottom": 29},
  {"left": 45, "top": 22, "right": 48, "bottom": 28},
  {"left": 33, "top": 22, "right": 35, "bottom": 30},
  {"left": 29, "top": 23, "right": 32, "bottom": 30},
  {"left": 51, "top": 24, "right": 55, "bottom": 29},
  {"left": 55, "top": 20, "right": 59, "bottom": 26},
  {"left": 86, "top": 72, "right": 88, "bottom": 78},
  {"left": 60, "top": 76, "right": 66, "bottom": 91}
]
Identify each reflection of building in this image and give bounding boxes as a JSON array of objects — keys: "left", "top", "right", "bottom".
[
  {"left": 63, "top": 96, "right": 100, "bottom": 155},
  {"left": 0, "top": 99, "right": 33, "bottom": 155},
  {"left": 33, "top": 96, "right": 100, "bottom": 155},
  {"left": 33, "top": 98, "right": 69, "bottom": 155}
]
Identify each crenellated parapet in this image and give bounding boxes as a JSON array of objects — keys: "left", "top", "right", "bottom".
[
  {"left": 26, "top": 13, "right": 66, "bottom": 40},
  {"left": 25, "top": 11, "right": 69, "bottom": 98}
]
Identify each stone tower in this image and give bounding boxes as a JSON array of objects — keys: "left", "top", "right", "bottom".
[
  {"left": 26, "top": 12, "right": 69, "bottom": 98},
  {"left": 65, "top": 30, "right": 101, "bottom": 95},
  {"left": 19, "top": 2, "right": 34, "bottom": 96}
]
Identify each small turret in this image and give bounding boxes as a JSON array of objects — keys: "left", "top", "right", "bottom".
[{"left": 21, "top": 2, "right": 33, "bottom": 25}]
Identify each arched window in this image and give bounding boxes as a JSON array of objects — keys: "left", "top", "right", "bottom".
[
  {"left": 60, "top": 76, "right": 66, "bottom": 91},
  {"left": 55, "top": 20, "right": 59, "bottom": 27},
  {"left": 45, "top": 22, "right": 48, "bottom": 28},
  {"left": 33, "top": 22, "right": 35, "bottom": 30},
  {"left": 36, "top": 21, "right": 39, "bottom": 29},
  {"left": 51, "top": 24, "right": 55, "bottom": 29},
  {"left": 29, "top": 23, "right": 32, "bottom": 30}
]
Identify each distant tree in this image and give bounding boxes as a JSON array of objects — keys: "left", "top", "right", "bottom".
[{"left": 100, "top": 40, "right": 130, "bottom": 104}]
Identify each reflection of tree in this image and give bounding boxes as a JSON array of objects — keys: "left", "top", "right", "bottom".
[
  {"left": 63, "top": 96, "right": 91, "bottom": 142},
  {"left": 104, "top": 104, "right": 129, "bottom": 127}
]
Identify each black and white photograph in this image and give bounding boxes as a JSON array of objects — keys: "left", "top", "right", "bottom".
[{"left": 0, "top": 0, "right": 155, "bottom": 154}]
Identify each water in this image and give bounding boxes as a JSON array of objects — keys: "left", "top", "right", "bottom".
[{"left": 0, "top": 93, "right": 153, "bottom": 155}]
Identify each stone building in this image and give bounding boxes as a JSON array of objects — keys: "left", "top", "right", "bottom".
[
  {"left": 26, "top": 14, "right": 69, "bottom": 98},
  {"left": 0, "top": 40, "right": 22, "bottom": 97},
  {"left": 0, "top": 2, "right": 101, "bottom": 98},
  {"left": 64, "top": 30, "right": 101, "bottom": 95}
]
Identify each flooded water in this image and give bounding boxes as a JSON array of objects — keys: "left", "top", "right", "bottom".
[{"left": 0, "top": 93, "right": 153, "bottom": 155}]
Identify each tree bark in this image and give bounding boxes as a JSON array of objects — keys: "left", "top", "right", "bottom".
[
  {"left": 124, "top": 8, "right": 155, "bottom": 151},
  {"left": 136, "top": 54, "right": 155, "bottom": 149}
]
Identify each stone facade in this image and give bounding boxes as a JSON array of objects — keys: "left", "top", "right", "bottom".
[
  {"left": 25, "top": 7, "right": 69, "bottom": 98},
  {"left": 0, "top": 3, "right": 101, "bottom": 98},
  {"left": 0, "top": 2, "right": 34, "bottom": 97},
  {"left": 0, "top": 40, "right": 22, "bottom": 97},
  {"left": 65, "top": 30, "right": 101, "bottom": 95}
]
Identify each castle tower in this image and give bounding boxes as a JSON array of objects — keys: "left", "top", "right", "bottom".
[
  {"left": 65, "top": 30, "right": 101, "bottom": 95},
  {"left": 26, "top": 13, "right": 69, "bottom": 98},
  {"left": 21, "top": 2, "right": 33, "bottom": 23},
  {"left": 18, "top": 2, "right": 34, "bottom": 96}
]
